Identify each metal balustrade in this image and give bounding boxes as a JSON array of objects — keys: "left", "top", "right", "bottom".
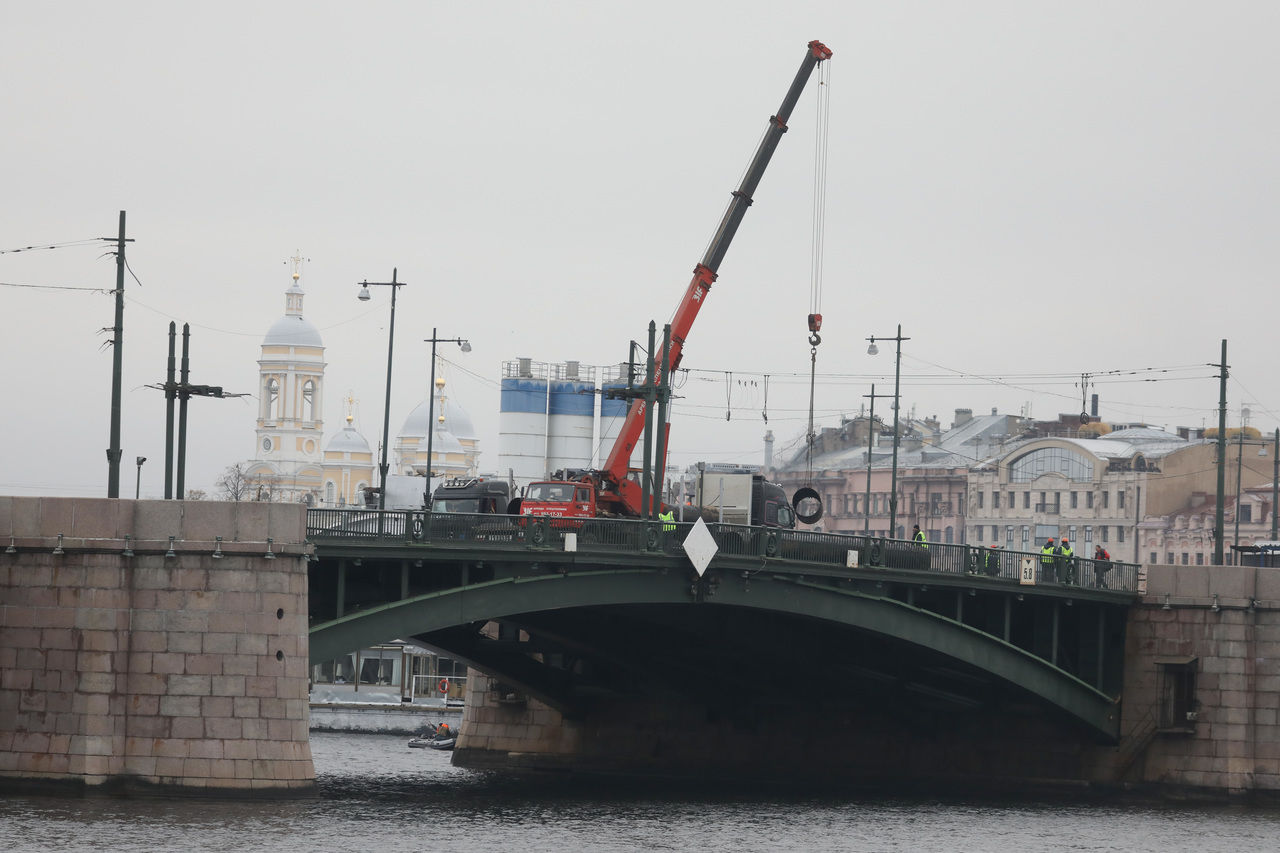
[{"left": 306, "top": 509, "right": 1139, "bottom": 594}]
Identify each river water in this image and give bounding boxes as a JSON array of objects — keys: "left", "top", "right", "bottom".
[{"left": 3, "top": 733, "right": 1278, "bottom": 852}]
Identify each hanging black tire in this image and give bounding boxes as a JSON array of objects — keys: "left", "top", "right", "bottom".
[
  {"left": 792, "top": 487, "right": 823, "bottom": 525},
  {"left": 531, "top": 522, "right": 546, "bottom": 547},
  {"left": 764, "top": 530, "right": 779, "bottom": 558},
  {"left": 869, "top": 540, "right": 883, "bottom": 566}
]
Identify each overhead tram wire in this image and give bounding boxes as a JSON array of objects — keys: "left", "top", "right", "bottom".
[
  {"left": 0, "top": 238, "right": 107, "bottom": 255},
  {"left": 0, "top": 281, "right": 110, "bottom": 293}
]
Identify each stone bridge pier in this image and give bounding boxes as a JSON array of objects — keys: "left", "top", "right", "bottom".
[{"left": 0, "top": 497, "right": 314, "bottom": 794}]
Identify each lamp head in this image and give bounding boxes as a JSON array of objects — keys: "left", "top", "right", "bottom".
[
  {"left": 136, "top": 456, "right": 147, "bottom": 466},
  {"left": 867, "top": 340, "right": 879, "bottom": 356},
  {"left": 460, "top": 340, "right": 472, "bottom": 353},
  {"left": 357, "top": 284, "right": 372, "bottom": 301}
]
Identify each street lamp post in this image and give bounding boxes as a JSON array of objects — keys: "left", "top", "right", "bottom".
[
  {"left": 423, "top": 328, "right": 472, "bottom": 507},
  {"left": 867, "top": 324, "right": 909, "bottom": 540},
  {"left": 358, "top": 270, "right": 405, "bottom": 511},
  {"left": 135, "top": 456, "right": 146, "bottom": 500}
]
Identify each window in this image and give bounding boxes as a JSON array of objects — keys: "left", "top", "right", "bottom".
[
  {"left": 1069, "top": 526, "right": 1077, "bottom": 543},
  {"left": 993, "top": 491, "right": 1000, "bottom": 509},
  {"left": 1118, "top": 527, "right": 1125, "bottom": 543},
  {"left": 977, "top": 526, "right": 984, "bottom": 542},
  {"left": 1087, "top": 492, "right": 1094, "bottom": 509},
  {"left": 1021, "top": 525, "right": 1029, "bottom": 545},
  {"left": 1071, "top": 491, "right": 1078, "bottom": 509},
  {"left": 1006, "top": 525, "right": 1014, "bottom": 545},
  {"left": 1196, "top": 553, "right": 1204, "bottom": 565},
  {"left": 1024, "top": 492, "right": 1031, "bottom": 509},
  {"left": 1007, "top": 492, "right": 1014, "bottom": 509},
  {"left": 1102, "top": 491, "right": 1110, "bottom": 509},
  {"left": 1241, "top": 505, "right": 1253, "bottom": 523},
  {"left": 1101, "top": 526, "right": 1109, "bottom": 543},
  {"left": 1166, "top": 552, "right": 1174, "bottom": 564},
  {"left": 1085, "top": 525, "right": 1093, "bottom": 543},
  {"left": 302, "top": 380, "right": 315, "bottom": 422},
  {"left": 1157, "top": 659, "right": 1198, "bottom": 731},
  {"left": 977, "top": 491, "right": 984, "bottom": 509},
  {"left": 992, "top": 525, "right": 999, "bottom": 542},
  {"left": 1118, "top": 489, "right": 1125, "bottom": 509},
  {"left": 1008, "top": 447, "right": 1094, "bottom": 482},
  {"left": 1181, "top": 552, "right": 1189, "bottom": 565},
  {"left": 1150, "top": 552, "right": 1158, "bottom": 564},
  {"left": 945, "top": 526, "right": 954, "bottom": 544},
  {"left": 262, "top": 377, "right": 279, "bottom": 420},
  {"left": 324, "top": 481, "right": 335, "bottom": 504}
]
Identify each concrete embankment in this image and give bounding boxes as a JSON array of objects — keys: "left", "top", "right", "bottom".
[{"left": 308, "top": 688, "right": 463, "bottom": 735}]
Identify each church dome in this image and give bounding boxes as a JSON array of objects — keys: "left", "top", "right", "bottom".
[
  {"left": 263, "top": 314, "right": 323, "bottom": 348},
  {"left": 326, "top": 423, "right": 371, "bottom": 455},
  {"left": 438, "top": 403, "right": 476, "bottom": 440},
  {"left": 399, "top": 400, "right": 433, "bottom": 439},
  {"left": 398, "top": 397, "right": 476, "bottom": 441},
  {"left": 418, "top": 424, "right": 464, "bottom": 455}
]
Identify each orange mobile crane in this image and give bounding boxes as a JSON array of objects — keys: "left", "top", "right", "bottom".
[{"left": 521, "top": 39, "right": 832, "bottom": 522}]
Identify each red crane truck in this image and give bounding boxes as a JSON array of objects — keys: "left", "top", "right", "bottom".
[{"left": 520, "top": 40, "right": 832, "bottom": 525}]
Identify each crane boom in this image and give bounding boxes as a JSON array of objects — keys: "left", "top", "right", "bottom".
[{"left": 598, "top": 40, "right": 833, "bottom": 516}]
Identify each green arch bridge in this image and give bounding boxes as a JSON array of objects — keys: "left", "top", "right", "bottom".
[{"left": 306, "top": 509, "right": 1139, "bottom": 742}]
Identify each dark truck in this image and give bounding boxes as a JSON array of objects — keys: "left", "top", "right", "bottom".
[
  {"left": 427, "top": 476, "right": 521, "bottom": 542},
  {"left": 430, "top": 477, "right": 513, "bottom": 515}
]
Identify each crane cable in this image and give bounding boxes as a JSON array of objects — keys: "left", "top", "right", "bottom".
[{"left": 795, "top": 58, "right": 832, "bottom": 525}]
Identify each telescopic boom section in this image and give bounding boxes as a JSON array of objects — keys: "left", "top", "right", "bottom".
[{"left": 600, "top": 40, "right": 832, "bottom": 516}]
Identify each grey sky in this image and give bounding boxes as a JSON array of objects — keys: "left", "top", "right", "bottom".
[{"left": 2, "top": 1, "right": 1276, "bottom": 498}]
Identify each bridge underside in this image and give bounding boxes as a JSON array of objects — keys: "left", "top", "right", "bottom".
[{"left": 309, "top": 563, "right": 1123, "bottom": 745}]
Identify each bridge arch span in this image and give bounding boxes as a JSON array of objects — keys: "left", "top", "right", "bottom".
[{"left": 309, "top": 567, "right": 1119, "bottom": 740}]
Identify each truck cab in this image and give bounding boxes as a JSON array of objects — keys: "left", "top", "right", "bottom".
[
  {"left": 430, "top": 477, "right": 512, "bottom": 515},
  {"left": 520, "top": 480, "right": 597, "bottom": 519}
]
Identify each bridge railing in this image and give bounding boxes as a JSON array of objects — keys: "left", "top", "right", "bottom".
[{"left": 306, "top": 509, "right": 1138, "bottom": 593}]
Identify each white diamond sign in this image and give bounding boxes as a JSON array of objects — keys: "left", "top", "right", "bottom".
[{"left": 683, "top": 517, "right": 719, "bottom": 577}]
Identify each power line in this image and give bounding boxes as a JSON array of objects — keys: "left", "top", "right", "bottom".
[
  {"left": 0, "top": 281, "right": 110, "bottom": 293},
  {"left": 0, "top": 238, "right": 106, "bottom": 255}
]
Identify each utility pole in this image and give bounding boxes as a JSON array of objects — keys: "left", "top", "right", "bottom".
[
  {"left": 1272, "top": 428, "right": 1278, "bottom": 541},
  {"left": 652, "top": 323, "right": 673, "bottom": 514},
  {"left": 1213, "top": 339, "right": 1229, "bottom": 566},
  {"left": 164, "top": 322, "right": 177, "bottom": 499},
  {"left": 862, "top": 385, "right": 893, "bottom": 534},
  {"left": 155, "top": 323, "right": 242, "bottom": 498},
  {"left": 106, "top": 211, "right": 133, "bottom": 497}
]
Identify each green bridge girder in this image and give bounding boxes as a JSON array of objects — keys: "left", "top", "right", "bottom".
[
  {"left": 306, "top": 510, "right": 1135, "bottom": 743},
  {"left": 309, "top": 561, "right": 1123, "bottom": 742}
]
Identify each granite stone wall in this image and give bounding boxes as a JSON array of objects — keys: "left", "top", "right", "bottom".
[
  {"left": 0, "top": 497, "right": 315, "bottom": 794},
  {"left": 1115, "top": 563, "right": 1280, "bottom": 794}
]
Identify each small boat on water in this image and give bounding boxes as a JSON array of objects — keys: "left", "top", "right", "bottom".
[{"left": 407, "top": 724, "right": 456, "bottom": 750}]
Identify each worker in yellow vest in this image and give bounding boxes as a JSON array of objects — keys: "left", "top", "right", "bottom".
[
  {"left": 659, "top": 508, "right": 676, "bottom": 532},
  {"left": 1056, "top": 537, "right": 1075, "bottom": 585},
  {"left": 1040, "top": 537, "right": 1057, "bottom": 582},
  {"left": 912, "top": 524, "right": 928, "bottom": 549}
]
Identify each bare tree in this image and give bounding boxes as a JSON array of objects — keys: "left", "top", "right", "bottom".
[
  {"left": 185, "top": 489, "right": 208, "bottom": 501},
  {"left": 216, "top": 463, "right": 252, "bottom": 502}
]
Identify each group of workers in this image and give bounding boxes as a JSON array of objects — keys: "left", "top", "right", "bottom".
[
  {"left": 1039, "top": 537, "right": 1113, "bottom": 587},
  {"left": 908, "top": 524, "right": 1114, "bottom": 587}
]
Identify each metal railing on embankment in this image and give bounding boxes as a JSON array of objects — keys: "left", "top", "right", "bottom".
[{"left": 305, "top": 509, "right": 1139, "bottom": 595}]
